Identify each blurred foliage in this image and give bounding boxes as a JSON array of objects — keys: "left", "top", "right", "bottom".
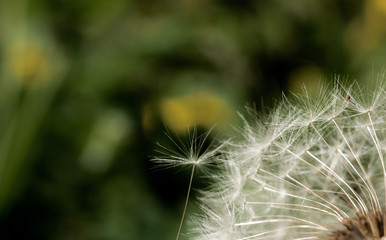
[{"left": 0, "top": 0, "right": 385, "bottom": 239}]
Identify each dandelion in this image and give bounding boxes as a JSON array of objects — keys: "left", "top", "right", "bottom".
[
  {"left": 155, "top": 78, "right": 386, "bottom": 239},
  {"left": 183, "top": 79, "right": 386, "bottom": 240}
]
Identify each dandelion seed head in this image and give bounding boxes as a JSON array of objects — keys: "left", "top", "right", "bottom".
[{"left": 177, "top": 79, "right": 386, "bottom": 240}]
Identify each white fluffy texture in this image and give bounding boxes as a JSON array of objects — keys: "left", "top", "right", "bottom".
[{"left": 192, "top": 81, "right": 386, "bottom": 240}]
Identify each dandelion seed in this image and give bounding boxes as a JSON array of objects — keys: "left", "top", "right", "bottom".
[
  {"left": 153, "top": 126, "right": 223, "bottom": 240},
  {"left": 162, "top": 79, "right": 386, "bottom": 240}
]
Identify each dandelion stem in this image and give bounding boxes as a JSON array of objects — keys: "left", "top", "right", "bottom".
[{"left": 176, "top": 164, "right": 195, "bottom": 240}]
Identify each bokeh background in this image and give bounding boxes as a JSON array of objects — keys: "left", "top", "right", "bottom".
[{"left": 0, "top": 0, "right": 386, "bottom": 239}]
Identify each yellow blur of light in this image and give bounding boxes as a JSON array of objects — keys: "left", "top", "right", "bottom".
[
  {"left": 288, "top": 66, "right": 323, "bottom": 96},
  {"left": 374, "top": 0, "right": 386, "bottom": 14},
  {"left": 159, "top": 92, "right": 232, "bottom": 133},
  {"left": 8, "top": 41, "right": 51, "bottom": 85},
  {"left": 344, "top": 0, "right": 386, "bottom": 53}
]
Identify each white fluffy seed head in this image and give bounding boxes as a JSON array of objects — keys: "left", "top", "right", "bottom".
[{"left": 186, "top": 79, "right": 386, "bottom": 240}]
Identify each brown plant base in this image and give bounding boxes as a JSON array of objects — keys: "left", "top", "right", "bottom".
[{"left": 329, "top": 211, "right": 386, "bottom": 240}]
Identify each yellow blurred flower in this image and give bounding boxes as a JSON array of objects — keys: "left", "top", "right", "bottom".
[
  {"left": 344, "top": 0, "right": 386, "bottom": 53},
  {"left": 374, "top": 0, "right": 386, "bottom": 14},
  {"left": 159, "top": 92, "right": 232, "bottom": 133},
  {"left": 8, "top": 41, "right": 51, "bottom": 85}
]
